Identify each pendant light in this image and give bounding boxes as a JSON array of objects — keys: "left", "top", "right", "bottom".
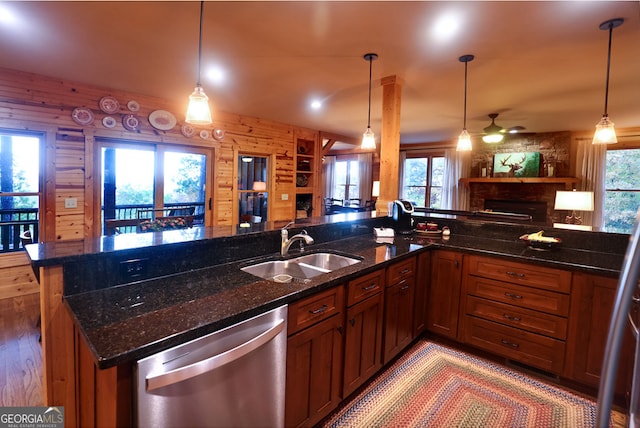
[
  {"left": 482, "top": 113, "right": 505, "bottom": 143},
  {"left": 185, "top": 1, "right": 213, "bottom": 125},
  {"left": 593, "top": 18, "right": 624, "bottom": 145},
  {"left": 456, "top": 54, "right": 474, "bottom": 151},
  {"left": 361, "top": 53, "right": 378, "bottom": 150}
]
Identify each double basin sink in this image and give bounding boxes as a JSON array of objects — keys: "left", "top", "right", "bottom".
[{"left": 241, "top": 252, "right": 362, "bottom": 282}]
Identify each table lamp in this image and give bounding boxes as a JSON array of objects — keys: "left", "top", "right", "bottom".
[{"left": 554, "top": 190, "right": 594, "bottom": 230}]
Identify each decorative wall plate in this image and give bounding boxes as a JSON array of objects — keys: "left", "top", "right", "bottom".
[
  {"left": 102, "top": 116, "right": 117, "bottom": 128},
  {"left": 127, "top": 100, "right": 140, "bottom": 112},
  {"left": 99, "top": 96, "right": 120, "bottom": 114},
  {"left": 148, "top": 110, "right": 177, "bottom": 131},
  {"left": 122, "top": 114, "right": 141, "bottom": 132},
  {"left": 181, "top": 124, "right": 195, "bottom": 138},
  {"left": 213, "top": 128, "right": 225, "bottom": 141},
  {"left": 71, "top": 107, "right": 94, "bottom": 126},
  {"left": 199, "top": 130, "right": 210, "bottom": 139}
]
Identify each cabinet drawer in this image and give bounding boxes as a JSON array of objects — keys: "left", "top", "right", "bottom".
[
  {"left": 386, "top": 257, "right": 416, "bottom": 286},
  {"left": 347, "top": 269, "right": 384, "bottom": 306},
  {"left": 462, "top": 315, "right": 565, "bottom": 374},
  {"left": 288, "top": 286, "right": 344, "bottom": 335},
  {"left": 466, "top": 275, "right": 570, "bottom": 317},
  {"left": 465, "top": 295, "right": 568, "bottom": 340},
  {"left": 467, "top": 254, "right": 571, "bottom": 293}
]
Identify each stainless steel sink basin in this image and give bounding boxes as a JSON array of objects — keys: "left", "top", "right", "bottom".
[
  {"left": 241, "top": 252, "right": 361, "bottom": 281},
  {"left": 294, "top": 253, "right": 362, "bottom": 271}
]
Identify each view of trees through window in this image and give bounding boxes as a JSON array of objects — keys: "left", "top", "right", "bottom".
[
  {"left": 605, "top": 149, "right": 640, "bottom": 233},
  {"left": 0, "top": 132, "right": 40, "bottom": 251},
  {"left": 101, "top": 145, "right": 207, "bottom": 232},
  {"left": 402, "top": 155, "right": 444, "bottom": 208},
  {"left": 333, "top": 160, "right": 359, "bottom": 201}
]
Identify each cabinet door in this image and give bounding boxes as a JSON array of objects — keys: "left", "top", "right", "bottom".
[
  {"left": 383, "top": 278, "right": 415, "bottom": 364},
  {"left": 285, "top": 314, "right": 343, "bottom": 428},
  {"left": 565, "top": 272, "right": 633, "bottom": 397},
  {"left": 413, "top": 251, "right": 431, "bottom": 337},
  {"left": 427, "top": 250, "right": 462, "bottom": 339},
  {"left": 343, "top": 292, "right": 384, "bottom": 397}
]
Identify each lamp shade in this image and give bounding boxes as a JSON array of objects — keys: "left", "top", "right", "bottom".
[
  {"left": 362, "top": 127, "right": 376, "bottom": 149},
  {"left": 372, "top": 181, "right": 380, "bottom": 197},
  {"left": 252, "top": 181, "right": 267, "bottom": 191},
  {"left": 554, "top": 191, "right": 594, "bottom": 211},
  {"left": 457, "top": 129, "right": 472, "bottom": 151},
  {"left": 593, "top": 115, "right": 617, "bottom": 144},
  {"left": 185, "top": 85, "right": 212, "bottom": 125}
]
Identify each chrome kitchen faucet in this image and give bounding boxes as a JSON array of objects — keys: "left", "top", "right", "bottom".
[{"left": 281, "top": 222, "right": 314, "bottom": 257}]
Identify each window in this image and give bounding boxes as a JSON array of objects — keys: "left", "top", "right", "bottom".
[
  {"left": 605, "top": 148, "right": 640, "bottom": 233},
  {"left": 401, "top": 153, "right": 444, "bottom": 208},
  {"left": 238, "top": 155, "right": 268, "bottom": 224},
  {"left": 99, "top": 141, "right": 209, "bottom": 234},
  {"left": 333, "top": 160, "right": 360, "bottom": 201},
  {"left": 0, "top": 130, "right": 41, "bottom": 252}
]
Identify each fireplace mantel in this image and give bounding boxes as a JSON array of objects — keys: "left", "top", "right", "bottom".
[{"left": 459, "top": 177, "right": 579, "bottom": 190}]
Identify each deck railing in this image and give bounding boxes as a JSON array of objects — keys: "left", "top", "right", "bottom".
[
  {"left": 0, "top": 208, "right": 39, "bottom": 252},
  {"left": 102, "top": 202, "right": 205, "bottom": 235}
]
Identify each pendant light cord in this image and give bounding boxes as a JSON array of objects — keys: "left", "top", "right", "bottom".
[
  {"left": 196, "top": 0, "right": 204, "bottom": 87},
  {"left": 367, "top": 56, "right": 373, "bottom": 128},
  {"left": 603, "top": 23, "right": 613, "bottom": 116},
  {"left": 463, "top": 60, "right": 468, "bottom": 129}
]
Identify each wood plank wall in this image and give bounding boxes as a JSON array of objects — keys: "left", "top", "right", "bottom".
[{"left": 0, "top": 66, "right": 315, "bottom": 298}]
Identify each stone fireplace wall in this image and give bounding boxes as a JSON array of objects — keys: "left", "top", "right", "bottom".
[{"left": 467, "top": 131, "right": 574, "bottom": 225}]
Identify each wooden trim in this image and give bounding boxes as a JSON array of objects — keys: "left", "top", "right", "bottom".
[{"left": 459, "top": 177, "right": 579, "bottom": 190}]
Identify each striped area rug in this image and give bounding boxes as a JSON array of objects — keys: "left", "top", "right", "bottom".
[{"left": 320, "top": 339, "right": 619, "bottom": 427}]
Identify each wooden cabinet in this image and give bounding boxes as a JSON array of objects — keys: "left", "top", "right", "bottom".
[
  {"left": 294, "top": 135, "right": 319, "bottom": 219},
  {"left": 286, "top": 286, "right": 344, "bottom": 427},
  {"left": 383, "top": 257, "right": 416, "bottom": 364},
  {"left": 343, "top": 269, "right": 385, "bottom": 397},
  {"left": 565, "top": 272, "right": 633, "bottom": 398},
  {"left": 426, "top": 250, "right": 463, "bottom": 339},
  {"left": 413, "top": 251, "right": 430, "bottom": 337},
  {"left": 461, "top": 254, "right": 570, "bottom": 374}
]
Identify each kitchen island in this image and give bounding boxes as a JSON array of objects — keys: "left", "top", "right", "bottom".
[{"left": 26, "top": 212, "right": 630, "bottom": 427}]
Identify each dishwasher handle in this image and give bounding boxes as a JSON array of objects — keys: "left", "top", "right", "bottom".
[{"left": 146, "top": 317, "right": 285, "bottom": 391}]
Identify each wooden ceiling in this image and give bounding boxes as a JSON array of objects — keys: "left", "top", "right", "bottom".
[{"left": 0, "top": 1, "right": 638, "bottom": 144}]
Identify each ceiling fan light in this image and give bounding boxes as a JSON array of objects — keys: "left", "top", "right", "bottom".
[
  {"left": 457, "top": 129, "right": 472, "bottom": 151},
  {"left": 482, "top": 133, "right": 504, "bottom": 144},
  {"left": 186, "top": 85, "right": 212, "bottom": 125},
  {"left": 593, "top": 114, "right": 617, "bottom": 144},
  {"left": 362, "top": 127, "right": 376, "bottom": 149}
]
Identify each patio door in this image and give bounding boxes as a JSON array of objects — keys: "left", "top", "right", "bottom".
[{"left": 98, "top": 141, "right": 211, "bottom": 235}]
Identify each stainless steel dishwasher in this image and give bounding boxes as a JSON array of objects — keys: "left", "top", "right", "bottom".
[{"left": 135, "top": 305, "right": 288, "bottom": 427}]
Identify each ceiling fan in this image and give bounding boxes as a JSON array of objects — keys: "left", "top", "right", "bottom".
[{"left": 481, "top": 113, "right": 526, "bottom": 143}]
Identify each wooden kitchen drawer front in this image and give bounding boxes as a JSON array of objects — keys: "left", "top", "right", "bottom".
[
  {"left": 465, "top": 295, "right": 568, "bottom": 340},
  {"left": 347, "top": 269, "right": 384, "bottom": 306},
  {"left": 466, "top": 276, "right": 570, "bottom": 317},
  {"left": 386, "top": 257, "right": 416, "bottom": 286},
  {"left": 462, "top": 315, "right": 565, "bottom": 374},
  {"left": 288, "top": 286, "right": 344, "bottom": 335},
  {"left": 467, "top": 255, "right": 571, "bottom": 293}
]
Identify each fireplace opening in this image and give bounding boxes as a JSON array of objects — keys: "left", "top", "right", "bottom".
[{"left": 484, "top": 199, "right": 547, "bottom": 223}]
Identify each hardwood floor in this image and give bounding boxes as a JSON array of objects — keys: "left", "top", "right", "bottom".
[{"left": 0, "top": 293, "right": 43, "bottom": 407}]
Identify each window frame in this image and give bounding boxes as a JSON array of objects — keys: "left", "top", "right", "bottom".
[
  {"left": 604, "top": 141, "right": 640, "bottom": 233},
  {"left": 333, "top": 155, "right": 360, "bottom": 202},
  {"left": 93, "top": 138, "right": 213, "bottom": 236},
  {"left": 401, "top": 150, "right": 445, "bottom": 208},
  {"left": 0, "top": 128, "right": 44, "bottom": 252}
]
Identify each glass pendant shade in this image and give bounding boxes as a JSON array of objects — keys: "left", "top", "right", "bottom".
[
  {"left": 457, "top": 129, "right": 472, "bottom": 151},
  {"left": 593, "top": 114, "right": 617, "bottom": 144},
  {"left": 482, "top": 133, "right": 504, "bottom": 144},
  {"left": 362, "top": 127, "right": 376, "bottom": 150},
  {"left": 186, "top": 85, "right": 212, "bottom": 125}
]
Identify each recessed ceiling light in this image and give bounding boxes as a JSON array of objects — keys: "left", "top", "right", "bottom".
[
  {"left": 432, "top": 14, "right": 460, "bottom": 41},
  {"left": 0, "top": 5, "right": 17, "bottom": 25},
  {"left": 206, "top": 66, "right": 225, "bottom": 85},
  {"left": 310, "top": 100, "right": 322, "bottom": 110}
]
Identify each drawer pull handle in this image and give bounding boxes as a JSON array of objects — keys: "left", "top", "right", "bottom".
[
  {"left": 632, "top": 296, "right": 640, "bottom": 304},
  {"left": 400, "top": 268, "right": 410, "bottom": 275},
  {"left": 400, "top": 285, "right": 410, "bottom": 291},
  {"left": 503, "top": 314, "right": 522, "bottom": 322},
  {"left": 309, "top": 305, "right": 328, "bottom": 315},
  {"left": 501, "top": 339, "right": 520, "bottom": 349},
  {"left": 362, "top": 283, "right": 377, "bottom": 291},
  {"left": 506, "top": 271, "right": 525, "bottom": 278},
  {"left": 504, "top": 292, "right": 523, "bottom": 300}
]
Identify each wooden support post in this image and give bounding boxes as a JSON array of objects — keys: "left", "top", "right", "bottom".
[{"left": 378, "top": 75, "right": 404, "bottom": 215}]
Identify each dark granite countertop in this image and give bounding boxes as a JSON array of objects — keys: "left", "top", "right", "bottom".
[{"left": 64, "top": 223, "right": 626, "bottom": 369}]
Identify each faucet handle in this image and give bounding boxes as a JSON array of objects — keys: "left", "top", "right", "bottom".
[{"left": 282, "top": 221, "right": 295, "bottom": 230}]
